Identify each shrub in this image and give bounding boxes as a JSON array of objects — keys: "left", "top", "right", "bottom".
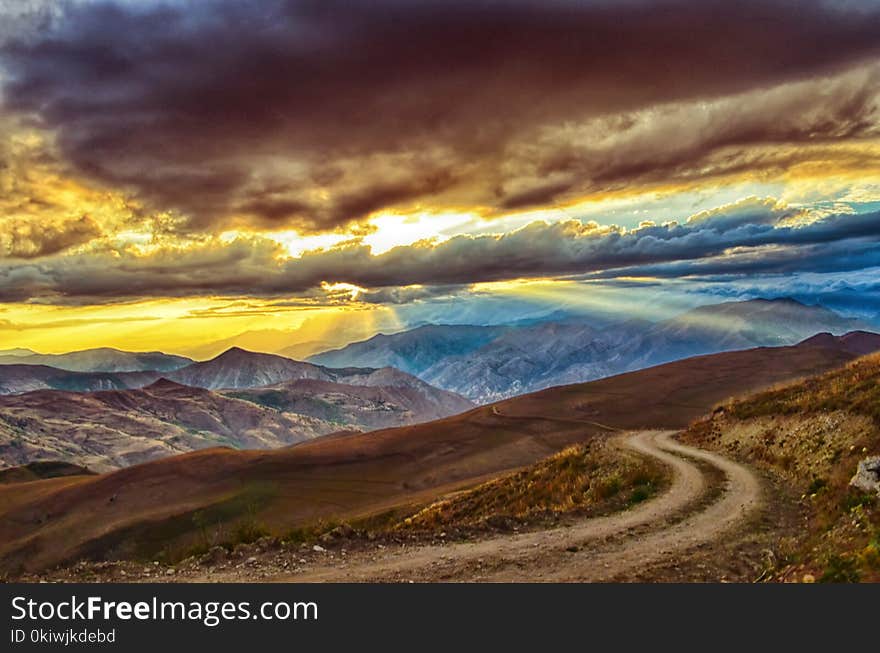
[
  {"left": 806, "top": 478, "right": 827, "bottom": 495},
  {"left": 819, "top": 554, "right": 860, "bottom": 583},
  {"left": 628, "top": 485, "right": 652, "bottom": 505}
]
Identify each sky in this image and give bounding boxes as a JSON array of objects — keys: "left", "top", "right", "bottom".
[{"left": 0, "top": 0, "right": 879, "bottom": 357}]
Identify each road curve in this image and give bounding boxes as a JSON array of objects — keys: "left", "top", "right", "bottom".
[{"left": 274, "top": 430, "right": 762, "bottom": 582}]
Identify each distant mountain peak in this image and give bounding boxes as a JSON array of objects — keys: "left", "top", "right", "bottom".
[
  {"left": 207, "top": 347, "right": 268, "bottom": 365},
  {"left": 798, "top": 332, "right": 837, "bottom": 347},
  {"left": 215, "top": 345, "right": 249, "bottom": 357},
  {"left": 144, "top": 378, "right": 190, "bottom": 392},
  {"left": 211, "top": 346, "right": 287, "bottom": 362}
]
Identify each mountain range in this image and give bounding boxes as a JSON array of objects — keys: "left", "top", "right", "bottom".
[
  {"left": 310, "top": 298, "right": 867, "bottom": 402},
  {"left": 0, "top": 348, "right": 473, "bottom": 470},
  {"left": 0, "top": 347, "right": 468, "bottom": 399},
  {"left": 0, "top": 366, "right": 472, "bottom": 471}
]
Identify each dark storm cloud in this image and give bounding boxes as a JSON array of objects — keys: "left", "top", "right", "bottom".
[
  {"left": 359, "top": 285, "right": 464, "bottom": 305},
  {"left": 3, "top": 201, "right": 880, "bottom": 303},
  {"left": 2, "top": 0, "right": 880, "bottom": 231},
  {"left": 588, "top": 238, "right": 880, "bottom": 280}
]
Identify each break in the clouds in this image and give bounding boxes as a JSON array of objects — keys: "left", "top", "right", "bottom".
[
  {"left": 2, "top": 198, "right": 880, "bottom": 304},
  {"left": 2, "top": 0, "right": 880, "bottom": 233}
]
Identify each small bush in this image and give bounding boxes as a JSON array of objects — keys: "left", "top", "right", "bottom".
[
  {"left": 628, "top": 485, "right": 653, "bottom": 505},
  {"left": 594, "top": 476, "right": 622, "bottom": 499},
  {"left": 806, "top": 478, "right": 827, "bottom": 495},
  {"left": 841, "top": 490, "right": 876, "bottom": 512},
  {"left": 819, "top": 554, "right": 860, "bottom": 583}
]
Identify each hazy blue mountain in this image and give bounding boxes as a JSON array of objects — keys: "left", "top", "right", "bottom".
[
  {"left": 308, "top": 298, "right": 870, "bottom": 403},
  {"left": 309, "top": 325, "right": 508, "bottom": 375},
  {"left": 0, "top": 347, "right": 192, "bottom": 373},
  {"left": 0, "top": 349, "right": 36, "bottom": 358}
]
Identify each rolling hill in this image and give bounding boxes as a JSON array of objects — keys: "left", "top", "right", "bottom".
[{"left": 2, "top": 332, "right": 874, "bottom": 573}]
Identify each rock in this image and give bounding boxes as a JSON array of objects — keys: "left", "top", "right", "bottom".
[
  {"left": 233, "top": 542, "right": 256, "bottom": 558},
  {"left": 319, "top": 523, "right": 356, "bottom": 543},
  {"left": 850, "top": 456, "right": 880, "bottom": 495},
  {"left": 312, "top": 544, "right": 326, "bottom": 553},
  {"left": 255, "top": 536, "right": 279, "bottom": 552},
  {"left": 204, "top": 546, "right": 227, "bottom": 566},
  {"left": 166, "top": 568, "right": 176, "bottom": 576},
  {"left": 802, "top": 573, "right": 816, "bottom": 583},
  {"left": 246, "top": 557, "right": 258, "bottom": 566}
]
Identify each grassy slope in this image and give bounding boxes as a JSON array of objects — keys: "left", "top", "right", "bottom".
[
  {"left": 682, "top": 353, "right": 880, "bottom": 582},
  {"left": 395, "top": 439, "right": 666, "bottom": 536}
]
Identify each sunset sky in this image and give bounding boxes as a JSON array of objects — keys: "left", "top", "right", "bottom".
[{"left": 1, "top": 0, "right": 880, "bottom": 357}]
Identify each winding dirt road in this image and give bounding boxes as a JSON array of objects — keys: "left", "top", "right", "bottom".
[{"left": 267, "top": 430, "right": 763, "bottom": 582}]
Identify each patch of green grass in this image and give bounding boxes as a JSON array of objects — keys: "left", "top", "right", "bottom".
[
  {"left": 841, "top": 489, "right": 876, "bottom": 512},
  {"left": 819, "top": 554, "right": 861, "bottom": 583}
]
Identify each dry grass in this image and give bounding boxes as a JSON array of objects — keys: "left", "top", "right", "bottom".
[
  {"left": 395, "top": 440, "right": 666, "bottom": 534},
  {"left": 683, "top": 354, "right": 880, "bottom": 583},
  {"left": 722, "top": 353, "right": 880, "bottom": 426}
]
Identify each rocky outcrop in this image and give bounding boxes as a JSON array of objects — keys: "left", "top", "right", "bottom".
[{"left": 850, "top": 456, "right": 880, "bottom": 496}]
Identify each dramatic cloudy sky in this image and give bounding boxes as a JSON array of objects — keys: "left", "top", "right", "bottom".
[{"left": 1, "top": 0, "right": 879, "bottom": 355}]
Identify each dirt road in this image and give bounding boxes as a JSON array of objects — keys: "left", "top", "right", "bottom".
[{"left": 259, "top": 430, "right": 763, "bottom": 582}]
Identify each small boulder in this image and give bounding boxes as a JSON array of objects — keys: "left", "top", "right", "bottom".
[
  {"left": 254, "top": 536, "right": 279, "bottom": 552},
  {"left": 319, "top": 523, "right": 356, "bottom": 543},
  {"left": 233, "top": 542, "right": 256, "bottom": 558},
  {"left": 202, "top": 546, "right": 227, "bottom": 566},
  {"left": 850, "top": 456, "right": 880, "bottom": 496}
]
